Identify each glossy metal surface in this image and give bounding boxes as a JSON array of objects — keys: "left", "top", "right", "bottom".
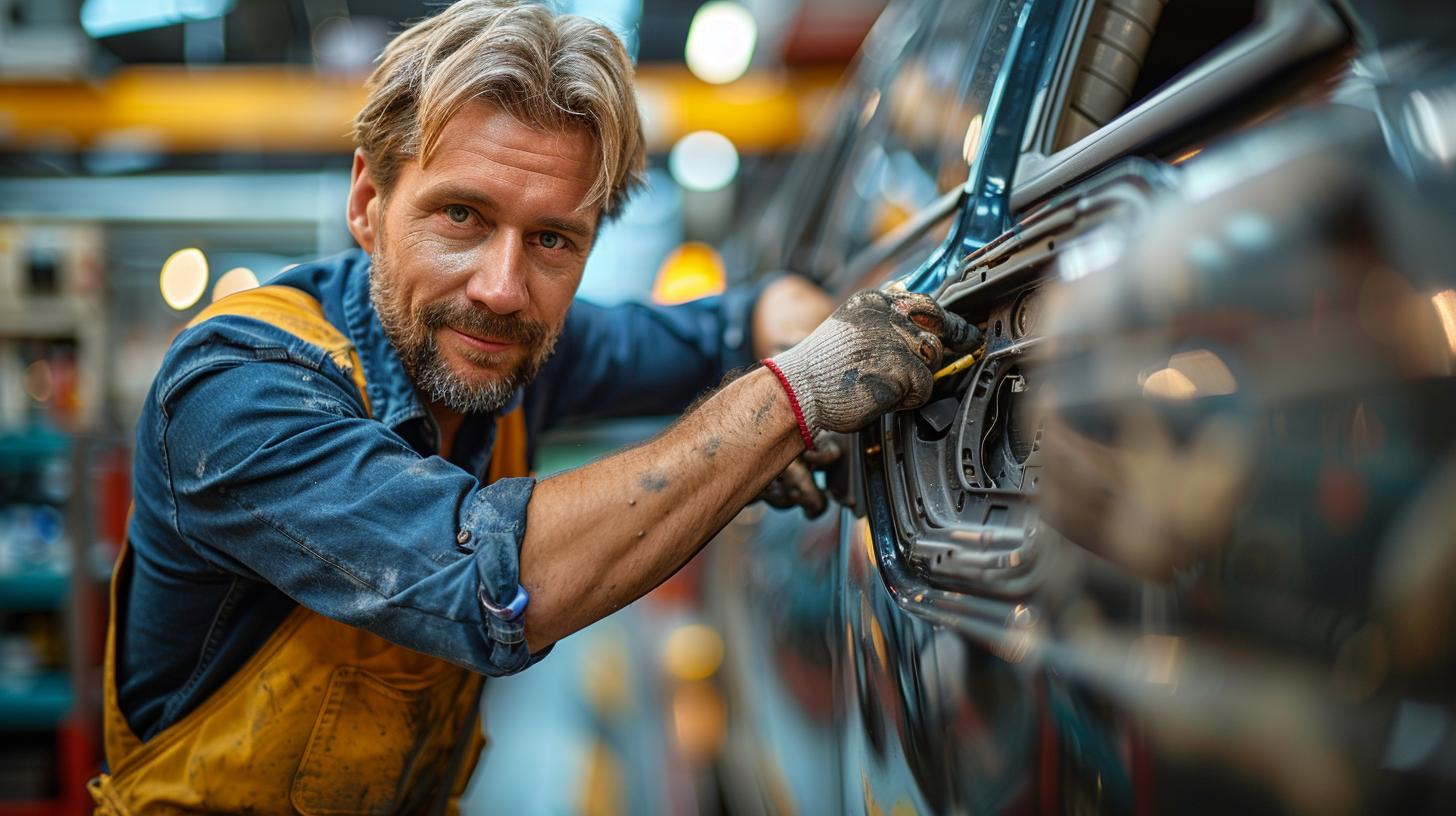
[
  {"left": 709, "top": 0, "right": 1456, "bottom": 813},
  {"left": 837, "top": 513, "right": 1038, "bottom": 814}
]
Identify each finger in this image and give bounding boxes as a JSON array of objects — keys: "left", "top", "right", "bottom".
[
  {"left": 887, "top": 291, "right": 940, "bottom": 324},
  {"left": 902, "top": 357, "right": 935, "bottom": 410},
  {"left": 888, "top": 292, "right": 980, "bottom": 352},
  {"left": 802, "top": 432, "right": 843, "bottom": 467},
  {"left": 779, "top": 460, "right": 828, "bottom": 517},
  {"left": 882, "top": 294, "right": 946, "bottom": 345},
  {"left": 780, "top": 459, "right": 816, "bottom": 499},
  {"left": 914, "top": 330, "right": 945, "bottom": 369},
  {"left": 759, "top": 479, "right": 797, "bottom": 509},
  {"left": 800, "top": 485, "right": 828, "bottom": 518},
  {"left": 848, "top": 289, "right": 893, "bottom": 313}
]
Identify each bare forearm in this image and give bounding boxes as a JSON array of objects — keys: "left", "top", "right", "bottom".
[{"left": 519, "top": 367, "right": 801, "bottom": 651}]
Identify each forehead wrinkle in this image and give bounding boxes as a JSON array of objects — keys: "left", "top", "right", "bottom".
[
  {"left": 432, "top": 112, "right": 597, "bottom": 181},
  {"left": 451, "top": 140, "right": 596, "bottom": 184},
  {"left": 422, "top": 141, "right": 597, "bottom": 210}
]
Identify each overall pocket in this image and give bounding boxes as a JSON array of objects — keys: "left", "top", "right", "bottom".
[{"left": 290, "top": 666, "right": 446, "bottom": 815}]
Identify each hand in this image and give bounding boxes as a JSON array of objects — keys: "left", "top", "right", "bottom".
[
  {"left": 757, "top": 431, "right": 844, "bottom": 517},
  {"left": 751, "top": 274, "right": 836, "bottom": 358},
  {"left": 767, "top": 288, "right": 979, "bottom": 436}
]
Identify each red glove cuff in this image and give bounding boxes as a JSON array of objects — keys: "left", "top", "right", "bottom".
[{"left": 761, "top": 359, "right": 815, "bottom": 452}]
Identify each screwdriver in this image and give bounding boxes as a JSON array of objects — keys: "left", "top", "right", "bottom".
[{"left": 934, "top": 347, "right": 984, "bottom": 380}]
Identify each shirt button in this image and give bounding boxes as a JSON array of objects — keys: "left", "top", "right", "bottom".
[{"left": 457, "top": 529, "right": 471, "bottom": 544}]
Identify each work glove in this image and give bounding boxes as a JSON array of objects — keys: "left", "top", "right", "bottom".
[{"left": 763, "top": 288, "right": 979, "bottom": 444}]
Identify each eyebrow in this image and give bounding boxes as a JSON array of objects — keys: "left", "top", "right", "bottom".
[{"left": 421, "top": 184, "right": 595, "bottom": 240}]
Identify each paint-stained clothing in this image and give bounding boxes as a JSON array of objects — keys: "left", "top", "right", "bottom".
[
  {"left": 119, "top": 248, "right": 758, "bottom": 743},
  {"left": 94, "top": 284, "right": 516, "bottom": 813}
]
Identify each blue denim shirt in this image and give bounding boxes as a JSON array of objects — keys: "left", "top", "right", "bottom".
[{"left": 119, "top": 249, "right": 758, "bottom": 742}]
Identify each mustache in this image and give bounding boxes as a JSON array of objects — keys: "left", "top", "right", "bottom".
[{"left": 419, "top": 301, "right": 548, "bottom": 348}]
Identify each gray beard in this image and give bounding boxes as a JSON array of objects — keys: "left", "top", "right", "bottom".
[
  {"left": 408, "top": 335, "right": 523, "bottom": 414},
  {"left": 369, "top": 253, "right": 558, "bottom": 415}
]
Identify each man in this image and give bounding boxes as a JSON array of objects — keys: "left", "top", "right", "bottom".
[{"left": 89, "top": 1, "right": 968, "bottom": 811}]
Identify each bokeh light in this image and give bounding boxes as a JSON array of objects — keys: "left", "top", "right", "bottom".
[
  {"left": 962, "top": 113, "right": 984, "bottom": 164},
  {"left": 684, "top": 1, "right": 757, "bottom": 85},
  {"left": 662, "top": 623, "right": 724, "bottom": 681},
  {"left": 652, "top": 242, "right": 726, "bottom": 305},
  {"left": 1431, "top": 289, "right": 1456, "bottom": 355},
  {"left": 668, "top": 130, "right": 739, "bottom": 192},
  {"left": 24, "top": 360, "right": 52, "bottom": 403},
  {"left": 671, "top": 681, "right": 726, "bottom": 762},
  {"left": 211, "top": 266, "right": 260, "bottom": 302},
  {"left": 159, "top": 247, "right": 209, "bottom": 311}
]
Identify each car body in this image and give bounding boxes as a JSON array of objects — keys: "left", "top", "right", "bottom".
[{"left": 708, "top": 0, "right": 1456, "bottom": 813}]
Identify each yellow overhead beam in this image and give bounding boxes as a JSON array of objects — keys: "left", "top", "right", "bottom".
[{"left": 0, "top": 65, "right": 843, "bottom": 154}]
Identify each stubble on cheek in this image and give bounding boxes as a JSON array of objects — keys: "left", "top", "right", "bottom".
[{"left": 369, "top": 246, "right": 564, "bottom": 414}]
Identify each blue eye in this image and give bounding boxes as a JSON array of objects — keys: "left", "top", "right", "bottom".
[
  {"left": 540, "top": 231, "right": 563, "bottom": 249},
  {"left": 444, "top": 205, "right": 470, "bottom": 224}
]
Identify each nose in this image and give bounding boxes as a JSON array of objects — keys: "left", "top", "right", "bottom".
[{"left": 463, "top": 230, "right": 530, "bottom": 315}]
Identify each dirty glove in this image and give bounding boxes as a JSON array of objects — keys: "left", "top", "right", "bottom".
[{"left": 763, "top": 289, "right": 978, "bottom": 446}]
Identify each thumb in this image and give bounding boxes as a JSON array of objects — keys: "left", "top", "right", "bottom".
[{"left": 902, "top": 355, "right": 935, "bottom": 410}]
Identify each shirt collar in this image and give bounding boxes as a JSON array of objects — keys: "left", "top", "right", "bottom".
[{"left": 339, "top": 250, "right": 523, "bottom": 439}]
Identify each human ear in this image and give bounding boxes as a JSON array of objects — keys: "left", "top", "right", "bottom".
[{"left": 347, "top": 149, "right": 381, "bottom": 252}]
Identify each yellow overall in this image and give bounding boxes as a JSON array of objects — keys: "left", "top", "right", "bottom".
[{"left": 88, "top": 286, "right": 528, "bottom": 814}]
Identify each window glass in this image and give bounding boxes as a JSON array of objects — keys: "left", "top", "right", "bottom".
[
  {"left": 740, "top": 0, "right": 927, "bottom": 280},
  {"left": 809, "top": 0, "right": 1025, "bottom": 288}
]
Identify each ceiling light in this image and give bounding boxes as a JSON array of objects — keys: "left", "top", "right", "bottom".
[
  {"left": 81, "top": 0, "right": 236, "bottom": 39},
  {"left": 160, "top": 248, "right": 209, "bottom": 311},
  {"left": 684, "top": 1, "right": 757, "bottom": 85},
  {"left": 669, "top": 130, "right": 739, "bottom": 192}
]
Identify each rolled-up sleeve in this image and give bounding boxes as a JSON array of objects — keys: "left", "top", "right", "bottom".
[{"left": 158, "top": 331, "right": 543, "bottom": 675}]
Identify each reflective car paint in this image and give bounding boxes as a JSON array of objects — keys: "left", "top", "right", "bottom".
[{"left": 710, "top": 0, "right": 1456, "bottom": 814}]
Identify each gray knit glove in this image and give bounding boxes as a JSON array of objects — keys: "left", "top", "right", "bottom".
[{"left": 764, "top": 289, "right": 978, "bottom": 444}]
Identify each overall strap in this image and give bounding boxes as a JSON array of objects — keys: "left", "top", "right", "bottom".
[
  {"left": 188, "top": 285, "right": 371, "bottom": 415},
  {"left": 94, "top": 285, "right": 511, "bottom": 812}
]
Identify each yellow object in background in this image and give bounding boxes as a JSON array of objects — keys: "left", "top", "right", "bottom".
[
  {"left": 0, "top": 65, "right": 838, "bottom": 155},
  {"left": 652, "top": 242, "right": 726, "bottom": 305},
  {"left": 662, "top": 623, "right": 724, "bottom": 682}
]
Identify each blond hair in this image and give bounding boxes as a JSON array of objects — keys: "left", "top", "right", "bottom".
[{"left": 353, "top": 0, "right": 645, "bottom": 220}]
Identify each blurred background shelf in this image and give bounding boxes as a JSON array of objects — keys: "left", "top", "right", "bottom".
[
  {"left": 0, "top": 430, "right": 68, "bottom": 469},
  {"left": 0, "top": 571, "right": 69, "bottom": 612},
  {"left": 0, "top": 672, "right": 72, "bottom": 731}
]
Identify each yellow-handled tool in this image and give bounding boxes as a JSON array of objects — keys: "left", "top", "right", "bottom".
[{"left": 934, "top": 347, "right": 984, "bottom": 380}]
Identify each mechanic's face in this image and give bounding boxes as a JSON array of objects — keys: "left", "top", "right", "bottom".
[{"left": 348, "top": 101, "right": 598, "bottom": 414}]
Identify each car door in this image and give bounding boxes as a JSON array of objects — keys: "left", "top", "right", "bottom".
[
  {"left": 705, "top": 0, "right": 1033, "bottom": 813},
  {"left": 850, "top": 0, "right": 1456, "bottom": 812}
]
